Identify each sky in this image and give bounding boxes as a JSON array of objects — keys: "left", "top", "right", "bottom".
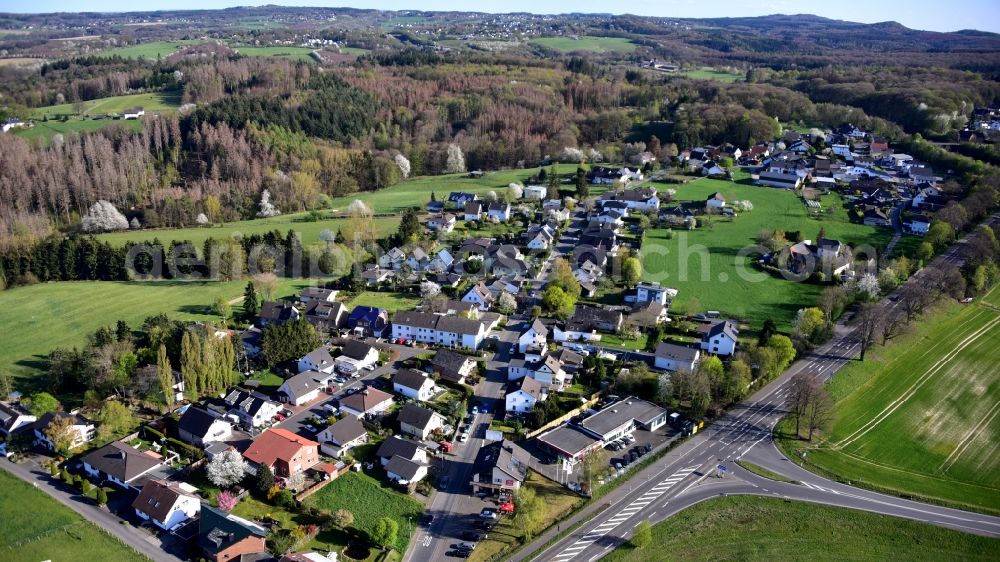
[{"left": 1, "top": 0, "right": 999, "bottom": 34}]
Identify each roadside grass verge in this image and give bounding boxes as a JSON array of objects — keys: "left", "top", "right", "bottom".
[
  {"left": 734, "top": 460, "right": 799, "bottom": 484},
  {"left": 601, "top": 495, "right": 998, "bottom": 562}
]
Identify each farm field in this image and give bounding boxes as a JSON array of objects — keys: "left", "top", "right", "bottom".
[
  {"left": 0, "top": 278, "right": 311, "bottom": 384},
  {"left": 96, "top": 40, "right": 203, "bottom": 59},
  {"left": 305, "top": 471, "right": 424, "bottom": 552},
  {"left": 0, "top": 468, "right": 147, "bottom": 561},
  {"left": 676, "top": 67, "right": 744, "bottom": 82},
  {"left": 346, "top": 291, "right": 421, "bottom": 313},
  {"left": 14, "top": 118, "right": 142, "bottom": 141},
  {"left": 31, "top": 91, "right": 183, "bottom": 117},
  {"left": 602, "top": 495, "right": 998, "bottom": 562},
  {"left": 640, "top": 177, "right": 891, "bottom": 328},
  {"left": 530, "top": 36, "right": 637, "bottom": 53},
  {"left": 777, "top": 286, "right": 1000, "bottom": 514},
  {"left": 232, "top": 45, "right": 317, "bottom": 62}
]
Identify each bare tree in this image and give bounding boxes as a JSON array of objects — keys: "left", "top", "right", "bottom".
[
  {"left": 855, "top": 303, "right": 883, "bottom": 361},
  {"left": 788, "top": 374, "right": 819, "bottom": 438},
  {"left": 805, "top": 386, "right": 835, "bottom": 441}
]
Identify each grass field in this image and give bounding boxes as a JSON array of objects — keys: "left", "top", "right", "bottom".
[
  {"left": 97, "top": 40, "right": 202, "bottom": 59},
  {"left": 305, "top": 471, "right": 424, "bottom": 552},
  {"left": 0, "top": 278, "right": 311, "bottom": 384},
  {"left": 346, "top": 291, "right": 421, "bottom": 313},
  {"left": 675, "top": 67, "right": 743, "bottom": 82},
  {"left": 232, "top": 46, "right": 316, "bottom": 62},
  {"left": 602, "top": 495, "right": 998, "bottom": 562},
  {"left": 530, "top": 36, "right": 637, "bottom": 53},
  {"left": 640, "top": 177, "right": 890, "bottom": 327},
  {"left": 777, "top": 286, "right": 1000, "bottom": 513},
  {"left": 31, "top": 91, "right": 182, "bottom": 117},
  {"left": 0, "top": 469, "right": 147, "bottom": 561},
  {"left": 14, "top": 118, "right": 143, "bottom": 141}
]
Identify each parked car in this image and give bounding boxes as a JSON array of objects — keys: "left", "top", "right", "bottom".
[
  {"left": 473, "top": 520, "right": 494, "bottom": 531},
  {"left": 458, "top": 432, "right": 469, "bottom": 443},
  {"left": 480, "top": 508, "right": 498, "bottom": 519},
  {"left": 447, "top": 551, "right": 470, "bottom": 559},
  {"left": 334, "top": 376, "right": 348, "bottom": 384},
  {"left": 422, "top": 514, "right": 435, "bottom": 526}
]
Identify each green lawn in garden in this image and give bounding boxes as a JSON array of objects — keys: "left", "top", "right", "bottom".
[
  {"left": 530, "top": 36, "right": 637, "bottom": 53},
  {"left": 775, "top": 287, "right": 1000, "bottom": 514},
  {"left": 0, "top": 468, "right": 147, "bottom": 561},
  {"left": 601, "top": 495, "right": 998, "bottom": 562},
  {"left": 304, "top": 471, "right": 424, "bottom": 552},
  {"left": 640, "top": 177, "right": 891, "bottom": 328},
  {"left": 345, "top": 291, "right": 421, "bottom": 313}
]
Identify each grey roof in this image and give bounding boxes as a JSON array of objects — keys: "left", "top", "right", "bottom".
[
  {"left": 393, "top": 368, "right": 432, "bottom": 392},
  {"left": 579, "top": 397, "right": 667, "bottom": 438},
  {"left": 82, "top": 442, "right": 161, "bottom": 482},
  {"left": 386, "top": 454, "right": 424, "bottom": 481},
  {"left": 324, "top": 416, "right": 366, "bottom": 446},
  {"left": 706, "top": 320, "right": 739, "bottom": 342},
  {"left": 524, "top": 318, "right": 548, "bottom": 338},
  {"left": 377, "top": 436, "right": 421, "bottom": 460},
  {"left": 393, "top": 310, "right": 438, "bottom": 329},
  {"left": 493, "top": 440, "right": 530, "bottom": 482},
  {"left": 654, "top": 342, "right": 700, "bottom": 363},
  {"left": 199, "top": 506, "right": 266, "bottom": 555},
  {"left": 341, "top": 340, "right": 375, "bottom": 361},
  {"left": 224, "top": 389, "right": 276, "bottom": 416},
  {"left": 566, "top": 306, "right": 621, "bottom": 331},
  {"left": 0, "top": 402, "right": 32, "bottom": 432},
  {"left": 301, "top": 287, "right": 336, "bottom": 300},
  {"left": 432, "top": 349, "right": 474, "bottom": 378},
  {"left": 435, "top": 315, "right": 483, "bottom": 336},
  {"left": 538, "top": 425, "right": 599, "bottom": 457},
  {"left": 178, "top": 406, "right": 226, "bottom": 439},
  {"left": 301, "top": 347, "right": 335, "bottom": 369},
  {"left": 259, "top": 301, "right": 298, "bottom": 323},
  {"left": 508, "top": 376, "right": 543, "bottom": 399},
  {"left": 397, "top": 403, "right": 440, "bottom": 431},
  {"left": 280, "top": 371, "right": 325, "bottom": 399},
  {"left": 340, "top": 388, "right": 393, "bottom": 414}
]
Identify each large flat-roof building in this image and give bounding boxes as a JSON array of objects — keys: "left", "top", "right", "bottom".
[{"left": 578, "top": 397, "right": 667, "bottom": 442}]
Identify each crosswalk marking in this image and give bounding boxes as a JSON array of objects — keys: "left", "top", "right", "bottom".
[{"left": 549, "top": 465, "right": 699, "bottom": 560}]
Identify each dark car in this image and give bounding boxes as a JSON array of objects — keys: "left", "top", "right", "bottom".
[
  {"left": 462, "top": 531, "right": 487, "bottom": 541},
  {"left": 629, "top": 451, "right": 638, "bottom": 463},
  {"left": 473, "top": 520, "right": 495, "bottom": 531},
  {"left": 447, "top": 550, "right": 470, "bottom": 558},
  {"left": 421, "top": 514, "right": 435, "bottom": 526},
  {"left": 644, "top": 444, "right": 652, "bottom": 454}
]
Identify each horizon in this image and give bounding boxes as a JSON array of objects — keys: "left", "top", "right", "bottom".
[{"left": 2, "top": 1, "right": 1000, "bottom": 34}]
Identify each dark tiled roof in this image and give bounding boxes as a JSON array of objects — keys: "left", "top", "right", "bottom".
[
  {"left": 386, "top": 455, "right": 424, "bottom": 481},
  {"left": 199, "top": 506, "right": 266, "bottom": 555},
  {"left": 341, "top": 340, "right": 375, "bottom": 361},
  {"left": 133, "top": 480, "right": 196, "bottom": 523},
  {"left": 323, "top": 416, "right": 366, "bottom": 446},
  {"left": 377, "top": 436, "right": 421, "bottom": 460},
  {"left": 654, "top": 342, "right": 700, "bottom": 363},
  {"left": 397, "top": 403, "right": 440, "bottom": 430},
  {"left": 393, "top": 368, "right": 431, "bottom": 391},
  {"left": 177, "top": 406, "right": 224, "bottom": 439},
  {"left": 81, "top": 442, "right": 161, "bottom": 482}
]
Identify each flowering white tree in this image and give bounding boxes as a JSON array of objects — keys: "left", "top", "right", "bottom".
[
  {"left": 856, "top": 273, "right": 881, "bottom": 300},
  {"left": 663, "top": 188, "right": 677, "bottom": 201},
  {"left": 256, "top": 189, "right": 281, "bottom": 218},
  {"left": 507, "top": 183, "right": 523, "bottom": 200},
  {"left": 733, "top": 200, "right": 754, "bottom": 212},
  {"left": 206, "top": 450, "right": 246, "bottom": 488},
  {"left": 560, "top": 147, "right": 585, "bottom": 163},
  {"left": 587, "top": 148, "right": 604, "bottom": 163},
  {"left": 129, "top": 217, "right": 141, "bottom": 229},
  {"left": 319, "top": 229, "right": 336, "bottom": 243},
  {"left": 81, "top": 200, "right": 129, "bottom": 232},
  {"left": 347, "top": 199, "right": 372, "bottom": 216},
  {"left": 486, "top": 191, "right": 497, "bottom": 201},
  {"left": 394, "top": 153, "right": 411, "bottom": 178},
  {"left": 420, "top": 280, "right": 441, "bottom": 299},
  {"left": 496, "top": 291, "right": 517, "bottom": 313},
  {"left": 196, "top": 213, "right": 210, "bottom": 225},
  {"left": 446, "top": 144, "right": 466, "bottom": 174}
]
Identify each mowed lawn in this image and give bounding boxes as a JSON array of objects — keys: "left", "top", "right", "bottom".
[
  {"left": 346, "top": 291, "right": 421, "bottom": 313},
  {"left": 0, "top": 278, "right": 311, "bottom": 382},
  {"left": 602, "top": 495, "right": 998, "bottom": 562},
  {"left": 530, "top": 36, "right": 637, "bottom": 53},
  {"left": 31, "top": 91, "right": 182, "bottom": 117},
  {"left": 96, "top": 40, "right": 203, "bottom": 59},
  {"left": 675, "top": 67, "right": 743, "bottom": 82},
  {"left": 14, "top": 118, "right": 143, "bottom": 142},
  {"left": 304, "top": 471, "right": 423, "bottom": 552},
  {"left": 778, "top": 287, "right": 1000, "bottom": 513},
  {"left": 0, "top": 469, "right": 147, "bottom": 561},
  {"left": 641, "top": 178, "right": 890, "bottom": 328}
]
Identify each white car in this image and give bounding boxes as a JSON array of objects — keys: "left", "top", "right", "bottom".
[{"left": 459, "top": 432, "right": 470, "bottom": 443}]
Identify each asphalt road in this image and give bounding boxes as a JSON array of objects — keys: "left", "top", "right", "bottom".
[{"left": 523, "top": 214, "right": 1000, "bottom": 561}]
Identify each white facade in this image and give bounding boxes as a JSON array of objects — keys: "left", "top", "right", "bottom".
[
  {"left": 506, "top": 389, "right": 542, "bottom": 413},
  {"left": 135, "top": 490, "right": 201, "bottom": 531},
  {"left": 523, "top": 185, "right": 547, "bottom": 200},
  {"left": 701, "top": 332, "right": 737, "bottom": 356},
  {"left": 393, "top": 378, "right": 436, "bottom": 402}
]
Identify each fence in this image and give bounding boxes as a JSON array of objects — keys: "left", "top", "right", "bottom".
[
  {"left": 524, "top": 391, "right": 603, "bottom": 440},
  {"left": 295, "top": 461, "right": 353, "bottom": 502}
]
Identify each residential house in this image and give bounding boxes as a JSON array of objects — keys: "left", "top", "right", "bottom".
[
  {"left": 277, "top": 371, "right": 330, "bottom": 406},
  {"left": 432, "top": 349, "right": 477, "bottom": 384},
  {"left": 122, "top": 106, "right": 144, "bottom": 119},
  {"left": 133, "top": 480, "right": 201, "bottom": 531},
  {"left": 599, "top": 186, "right": 660, "bottom": 211},
  {"left": 397, "top": 403, "right": 445, "bottom": 440},
  {"left": 487, "top": 201, "right": 511, "bottom": 221},
  {"left": 756, "top": 170, "right": 802, "bottom": 189},
  {"left": 906, "top": 215, "right": 932, "bottom": 235},
  {"left": 2, "top": 118, "right": 25, "bottom": 133},
  {"left": 393, "top": 368, "right": 437, "bottom": 402},
  {"left": 376, "top": 436, "right": 428, "bottom": 468},
  {"left": 32, "top": 411, "right": 95, "bottom": 452},
  {"left": 863, "top": 207, "right": 891, "bottom": 227},
  {"left": 198, "top": 506, "right": 268, "bottom": 562},
  {"left": 406, "top": 247, "right": 431, "bottom": 271},
  {"left": 347, "top": 306, "right": 390, "bottom": 338},
  {"left": 304, "top": 300, "right": 347, "bottom": 333},
  {"left": 299, "top": 287, "right": 338, "bottom": 304},
  {"left": 701, "top": 160, "right": 726, "bottom": 177},
  {"left": 579, "top": 226, "right": 618, "bottom": 252},
  {"left": 706, "top": 192, "right": 726, "bottom": 210},
  {"left": 524, "top": 224, "right": 556, "bottom": 250},
  {"left": 258, "top": 301, "right": 300, "bottom": 327},
  {"left": 566, "top": 306, "right": 623, "bottom": 334},
  {"left": 523, "top": 184, "right": 547, "bottom": 200},
  {"left": 379, "top": 247, "right": 407, "bottom": 270},
  {"left": 518, "top": 319, "right": 548, "bottom": 353},
  {"left": 298, "top": 347, "right": 336, "bottom": 375},
  {"left": 81, "top": 442, "right": 163, "bottom": 490},
  {"left": 537, "top": 426, "right": 601, "bottom": 465},
  {"left": 634, "top": 281, "right": 675, "bottom": 306},
  {"left": 223, "top": 389, "right": 281, "bottom": 428},
  {"left": 462, "top": 282, "right": 496, "bottom": 311},
  {"left": 578, "top": 397, "right": 667, "bottom": 442},
  {"left": 427, "top": 200, "right": 445, "bottom": 213},
  {"left": 361, "top": 267, "right": 394, "bottom": 287},
  {"left": 701, "top": 320, "right": 739, "bottom": 356},
  {"left": 505, "top": 376, "right": 546, "bottom": 413},
  {"left": 529, "top": 355, "right": 567, "bottom": 387},
  {"left": 448, "top": 192, "right": 478, "bottom": 207},
  {"left": 629, "top": 301, "right": 669, "bottom": 328},
  {"left": 243, "top": 428, "right": 319, "bottom": 478},
  {"left": 340, "top": 388, "right": 394, "bottom": 419},
  {"left": 177, "top": 407, "right": 233, "bottom": 447},
  {"left": 131, "top": 364, "right": 185, "bottom": 404},
  {"left": 335, "top": 340, "right": 379, "bottom": 375},
  {"left": 427, "top": 249, "right": 455, "bottom": 272},
  {"left": 0, "top": 402, "right": 35, "bottom": 437},
  {"left": 386, "top": 454, "right": 428, "bottom": 487},
  {"left": 464, "top": 201, "right": 484, "bottom": 221},
  {"left": 653, "top": 342, "right": 701, "bottom": 372},
  {"left": 317, "top": 416, "right": 368, "bottom": 458},
  {"left": 471, "top": 439, "right": 530, "bottom": 497},
  {"left": 427, "top": 213, "right": 457, "bottom": 233},
  {"left": 391, "top": 311, "right": 486, "bottom": 349}
]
